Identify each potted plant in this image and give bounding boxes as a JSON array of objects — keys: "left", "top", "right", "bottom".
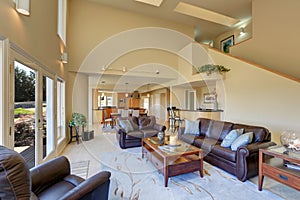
[
  {"left": 69, "top": 112, "right": 87, "bottom": 132},
  {"left": 198, "top": 64, "right": 230, "bottom": 75}
]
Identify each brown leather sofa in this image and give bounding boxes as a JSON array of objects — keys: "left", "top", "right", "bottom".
[
  {"left": 0, "top": 145, "right": 111, "bottom": 200},
  {"left": 116, "top": 115, "right": 166, "bottom": 149},
  {"left": 178, "top": 118, "right": 276, "bottom": 182}
]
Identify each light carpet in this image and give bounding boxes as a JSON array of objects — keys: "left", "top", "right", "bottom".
[
  {"left": 99, "top": 147, "right": 282, "bottom": 200},
  {"left": 77, "top": 132, "right": 299, "bottom": 200}
]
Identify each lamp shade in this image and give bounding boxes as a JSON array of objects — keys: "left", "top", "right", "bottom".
[{"left": 16, "top": 0, "right": 30, "bottom": 16}]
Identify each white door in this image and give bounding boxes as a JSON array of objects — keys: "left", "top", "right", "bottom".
[{"left": 10, "top": 49, "right": 55, "bottom": 167}]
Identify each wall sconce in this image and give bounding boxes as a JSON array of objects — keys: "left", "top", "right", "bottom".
[
  {"left": 15, "top": 0, "right": 30, "bottom": 16},
  {"left": 240, "top": 27, "right": 245, "bottom": 35},
  {"left": 61, "top": 52, "right": 68, "bottom": 63}
]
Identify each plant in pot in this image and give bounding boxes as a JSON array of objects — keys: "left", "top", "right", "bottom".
[
  {"left": 198, "top": 64, "right": 230, "bottom": 76},
  {"left": 69, "top": 112, "right": 87, "bottom": 133}
]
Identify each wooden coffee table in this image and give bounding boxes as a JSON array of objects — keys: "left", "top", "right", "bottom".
[
  {"left": 142, "top": 137, "right": 204, "bottom": 187},
  {"left": 258, "top": 146, "right": 300, "bottom": 191}
]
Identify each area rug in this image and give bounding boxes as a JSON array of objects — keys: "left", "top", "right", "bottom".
[
  {"left": 102, "top": 125, "right": 116, "bottom": 133},
  {"left": 99, "top": 147, "right": 283, "bottom": 200},
  {"left": 71, "top": 160, "right": 90, "bottom": 179}
]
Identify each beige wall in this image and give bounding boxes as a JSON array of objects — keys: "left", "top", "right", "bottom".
[
  {"left": 0, "top": 0, "right": 65, "bottom": 77},
  {"left": 214, "top": 19, "right": 252, "bottom": 51},
  {"left": 68, "top": 0, "right": 193, "bottom": 71},
  {"left": 231, "top": 0, "right": 300, "bottom": 80},
  {"left": 209, "top": 49, "right": 300, "bottom": 143},
  {"left": 0, "top": 0, "right": 70, "bottom": 150}
]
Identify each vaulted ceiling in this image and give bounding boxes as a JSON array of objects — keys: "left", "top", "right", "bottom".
[{"left": 88, "top": 0, "right": 252, "bottom": 42}]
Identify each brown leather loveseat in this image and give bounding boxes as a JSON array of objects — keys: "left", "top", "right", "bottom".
[
  {"left": 178, "top": 118, "right": 276, "bottom": 182},
  {"left": 0, "top": 145, "right": 111, "bottom": 200},
  {"left": 116, "top": 115, "right": 166, "bottom": 149}
]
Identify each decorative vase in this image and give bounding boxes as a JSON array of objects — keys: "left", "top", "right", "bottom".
[
  {"left": 157, "top": 131, "right": 165, "bottom": 144},
  {"left": 280, "top": 131, "right": 300, "bottom": 153}
]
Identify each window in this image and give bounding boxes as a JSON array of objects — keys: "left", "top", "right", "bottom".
[
  {"left": 58, "top": 0, "right": 67, "bottom": 46},
  {"left": 57, "top": 78, "right": 65, "bottom": 142}
]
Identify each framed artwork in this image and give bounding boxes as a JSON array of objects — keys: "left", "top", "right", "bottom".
[
  {"left": 220, "top": 35, "right": 234, "bottom": 53},
  {"left": 203, "top": 93, "right": 216, "bottom": 103}
]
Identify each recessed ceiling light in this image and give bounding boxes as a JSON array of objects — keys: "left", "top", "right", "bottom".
[
  {"left": 134, "top": 0, "right": 164, "bottom": 7},
  {"left": 174, "top": 2, "right": 239, "bottom": 27}
]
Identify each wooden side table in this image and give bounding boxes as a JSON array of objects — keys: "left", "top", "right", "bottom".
[{"left": 258, "top": 146, "right": 300, "bottom": 191}]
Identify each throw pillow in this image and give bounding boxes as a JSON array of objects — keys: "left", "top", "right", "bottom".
[
  {"left": 139, "top": 116, "right": 155, "bottom": 130},
  {"left": 220, "top": 129, "right": 244, "bottom": 148},
  {"left": 231, "top": 132, "right": 253, "bottom": 151},
  {"left": 119, "top": 119, "right": 134, "bottom": 133},
  {"left": 184, "top": 119, "right": 200, "bottom": 135}
]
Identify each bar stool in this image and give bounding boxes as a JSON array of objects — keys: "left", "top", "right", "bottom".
[
  {"left": 172, "top": 109, "right": 183, "bottom": 131},
  {"left": 167, "top": 107, "right": 175, "bottom": 132}
]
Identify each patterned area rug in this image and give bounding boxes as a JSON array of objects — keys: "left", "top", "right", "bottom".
[
  {"left": 71, "top": 160, "right": 90, "bottom": 179},
  {"left": 99, "top": 147, "right": 283, "bottom": 200}
]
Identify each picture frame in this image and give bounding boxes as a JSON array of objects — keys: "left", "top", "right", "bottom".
[
  {"left": 203, "top": 93, "right": 216, "bottom": 103},
  {"left": 220, "top": 35, "right": 234, "bottom": 53}
]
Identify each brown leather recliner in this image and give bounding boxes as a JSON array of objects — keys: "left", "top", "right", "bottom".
[
  {"left": 116, "top": 115, "right": 166, "bottom": 149},
  {"left": 0, "top": 145, "right": 111, "bottom": 200}
]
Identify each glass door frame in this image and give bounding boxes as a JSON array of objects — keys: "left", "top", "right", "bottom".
[{"left": 9, "top": 49, "right": 56, "bottom": 166}]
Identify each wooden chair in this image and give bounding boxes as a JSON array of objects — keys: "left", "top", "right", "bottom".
[{"left": 103, "top": 110, "right": 113, "bottom": 128}]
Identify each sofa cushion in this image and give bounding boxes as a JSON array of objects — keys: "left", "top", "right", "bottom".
[
  {"left": 231, "top": 132, "right": 253, "bottom": 151},
  {"left": 119, "top": 119, "right": 134, "bottom": 133},
  {"left": 130, "top": 116, "right": 139, "bottom": 130},
  {"left": 199, "top": 118, "right": 213, "bottom": 136},
  {"left": 207, "top": 120, "right": 233, "bottom": 140},
  {"left": 139, "top": 116, "right": 156, "bottom": 130},
  {"left": 140, "top": 129, "right": 158, "bottom": 138},
  {"left": 232, "top": 124, "right": 270, "bottom": 142},
  {"left": 127, "top": 131, "right": 144, "bottom": 139},
  {"left": 211, "top": 145, "right": 237, "bottom": 162},
  {"left": 179, "top": 134, "right": 196, "bottom": 144},
  {"left": 221, "top": 129, "right": 244, "bottom": 148},
  {"left": 37, "top": 181, "right": 76, "bottom": 200},
  {"left": 184, "top": 119, "right": 200, "bottom": 135},
  {"left": 194, "top": 137, "right": 220, "bottom": 154}
]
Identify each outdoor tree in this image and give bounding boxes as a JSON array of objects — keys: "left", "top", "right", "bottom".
[{"left": 15, "top": 66, "right": 35, "bottom": 102}]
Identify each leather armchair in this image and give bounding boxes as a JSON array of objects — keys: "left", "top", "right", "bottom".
[
  {"left": 0, "top": 145, "right": 111, "bottom": 200},
  {"left": 116, "top": 115, "right": 166, "bottom": 149}
]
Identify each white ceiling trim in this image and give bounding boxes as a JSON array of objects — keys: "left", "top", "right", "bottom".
[{"left": 174, "top": 2, "right": 240, "bottom": 27}]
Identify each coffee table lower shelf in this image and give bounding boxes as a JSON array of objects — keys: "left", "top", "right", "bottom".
[{"left": 142, "top": 138, "right": 203, "bottom": 187}]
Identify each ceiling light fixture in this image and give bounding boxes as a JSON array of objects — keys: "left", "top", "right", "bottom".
[
  {"left": 15, "top": 0, "right": 30, "bottom": 16},
  {"left": 134, "top": 0, "right": 163, "bottom": 7},
  {"left": 61, "top": 52, "right": 68, "bottom": 63},
  {"left": 174, "top": 2, "right": 239, "bottom": 27}
]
